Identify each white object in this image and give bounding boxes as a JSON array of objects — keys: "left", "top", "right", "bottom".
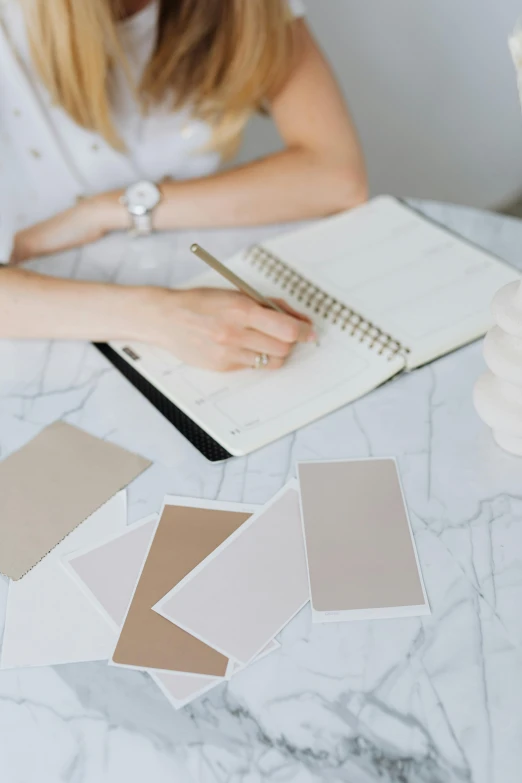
[
  {"left": 153, "top": 481, "right": 309, "bottom": 666},
  {"left": 0, "top": 492, "right": 126, "bottom": 669},
  {"left": 111, "top": 196, "right": 519, "bottom": 456},
  {"left": 473, "top": 22, "right": 522, "bottom": 456},
  {"left": 120, "top": 180, "right": 162, "bottom": 236},
  {"left": 473, "top": 279, "right": 522, "bottom": 455}
]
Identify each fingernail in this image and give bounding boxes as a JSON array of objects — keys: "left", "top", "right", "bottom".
[{"left": 307, "top": 331, "right": 318, "bottom": 343}]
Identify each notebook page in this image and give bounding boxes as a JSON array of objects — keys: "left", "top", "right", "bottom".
[
  {"left": 263, "top": 196, "right": 519, "bottom": 369},
  {"left": 110, "top": 264, "right": 403, "bottom": 456}
]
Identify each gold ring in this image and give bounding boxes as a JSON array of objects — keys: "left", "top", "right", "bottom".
[{"left": 253, "top": 353, "right": 269, "bottom": 369}]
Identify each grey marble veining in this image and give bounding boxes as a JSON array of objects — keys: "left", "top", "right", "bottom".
[{"left": 1, "top": 201, "right": 522, "bottom": 783}]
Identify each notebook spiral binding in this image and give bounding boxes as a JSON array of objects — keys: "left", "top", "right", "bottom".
[{"left": 248, "top": 246, "right": 408, "bottom": 360}]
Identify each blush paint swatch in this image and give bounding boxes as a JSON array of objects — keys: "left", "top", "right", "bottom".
[
  {"left": 297, "top": 459, "right": 430, "bottom": 623},
  {"left": 64, "top": 515, "right": 223, "bottom": 707},
  {"left": 154, "top": 482, "right": 309, "bottom": 665},
  {"left": 0, "top": 421, "right": 150, "bottom": 579},
  {"left": 64, "top": 516, "right": 159, "bottom": 630}
]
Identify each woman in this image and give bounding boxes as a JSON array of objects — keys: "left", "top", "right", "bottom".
[{"left": 0, "top": 0, "right": 367, "bottom": 371}]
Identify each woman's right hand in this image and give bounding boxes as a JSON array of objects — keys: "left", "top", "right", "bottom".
[{"left": 141, "top": 287, "right": 316, "bottom": 371}]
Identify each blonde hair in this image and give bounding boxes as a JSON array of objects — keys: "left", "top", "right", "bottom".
[{"left": 25, "top": 0, "right": 297, "bottom": 156}]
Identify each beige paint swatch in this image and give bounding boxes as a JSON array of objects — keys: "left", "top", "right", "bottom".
[
  {"left": 0, "top": 421, "right": 150, "bottom": 580},
  {"left": 111, "top": 501, "right": 253, "bottom": 676},
  {"left": 297, "top": 459, "right": 430, "bottom": 623},
  {"left": 154, "top": 482, "right": 310, "bottom": 665}
]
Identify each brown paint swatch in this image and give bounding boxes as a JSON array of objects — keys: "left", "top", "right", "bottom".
[
  {"left": 297, "top": 459, "right": 428, "bottom": 621},
  {"left": 0, "top": 421, "right": 150, "bottom": 580},
  {"left": 111, "top": 504, "right": 251, "bottom": 676}
]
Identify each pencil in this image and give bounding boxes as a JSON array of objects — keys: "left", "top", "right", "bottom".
[{"left": 190, "top": 243, "right": 318, "bottom": 345}]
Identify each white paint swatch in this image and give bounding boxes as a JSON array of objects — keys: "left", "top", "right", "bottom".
[
  {"left": 153, "top": 481, "right": 309, "bottom": 665},
  {"left": 0, "top": 492, "right": 126, "bottom": 669}
]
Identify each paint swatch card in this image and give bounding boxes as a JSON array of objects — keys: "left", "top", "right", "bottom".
[
  {"left": 64, "top": 516, "right": 159, "bottom": 631},
  {"left": 111, "top": 499, "right": 255, "bottom": 677},
  {"left": 231, "top": 640, "right": 280, "bottom": 675},
  {"left": 154, "top": 641, "right": 281, "bottom": 708},
  {"left": 154, "top": 481, "right": 310, "bottom": 665},
  {"left": 153, "top": 671, "right": 223, "bottom": 709},
  {"left": 0, "top": 492, "right": 126, "bottom": 669},
  {"left": 0, "top": 420, "right": 150, "bottom": 579},
  {"left": 63, "top": 516, "right": 223, "bottom": 709},
  {"left": 297, "top": 459, "right": 430, "bottom": 623}
]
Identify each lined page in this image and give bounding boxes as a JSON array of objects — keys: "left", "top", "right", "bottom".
[
  {"left": 110, "top": 259, "right": 402, "bottom": 456},
  {"left": 264, "top": 196, "right": 519, "bottom": 368}
]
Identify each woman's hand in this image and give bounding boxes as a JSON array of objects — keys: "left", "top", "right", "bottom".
[
  {"left": 143, "top": 287, "right": 316, "bottom": 371},
  {"left": 0, "top": 268, "right": 313, "bottom": 373},
  {"left": 10, "top": 196, "right": 124, "bottom": 263}
]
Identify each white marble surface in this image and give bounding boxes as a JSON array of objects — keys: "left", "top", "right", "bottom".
[{"left": 1, "top": 200, "right": 522, "bottom": 783}]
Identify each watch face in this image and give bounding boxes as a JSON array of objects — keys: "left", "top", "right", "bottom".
[{"left": 125, "top": 180, "right": 160, "bottom": 213}]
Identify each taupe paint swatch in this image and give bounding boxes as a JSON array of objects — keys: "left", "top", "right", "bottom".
[
  {"left": 111, "top": 504, "right": 251, "bottom": 676},
  {"left": 297, "top": 460, "right": 426, "bottom": 614},
  {"left": 0, "top": 421, "right": 150, "bottom": 580}
]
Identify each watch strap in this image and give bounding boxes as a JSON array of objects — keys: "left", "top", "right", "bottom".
[{"left": 129, "top": 212, "right": 153, "bottom": 237}]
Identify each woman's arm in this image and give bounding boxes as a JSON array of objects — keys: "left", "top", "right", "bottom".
[
  {"left": 143, "top": 21, "right": 368, "bottom": 228},
  {"left": 13, "top": 21, "right": 367, "bottom": 260},
  {"left": 0, "top": 268, "right": 314, "bottom": 370},
  {"left": 0, "top": 267, "right": 146, "bottom": 341}
]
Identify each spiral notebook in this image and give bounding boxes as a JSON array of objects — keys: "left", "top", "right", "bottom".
[{"left": 104, "top": 196, "right": 518, "bottom": 458}]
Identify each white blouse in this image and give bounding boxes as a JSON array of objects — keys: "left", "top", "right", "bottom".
[{"left": 0, "top": 0, "right": 305, "bottom": 260}]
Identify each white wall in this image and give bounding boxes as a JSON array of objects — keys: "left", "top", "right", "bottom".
[{"left": 237, "top": 0, "right": 522, "bottom": 209}]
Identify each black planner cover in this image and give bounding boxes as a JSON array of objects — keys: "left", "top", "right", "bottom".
[{"left": 94, "top": 343, "right": 233, "bottom": 463}]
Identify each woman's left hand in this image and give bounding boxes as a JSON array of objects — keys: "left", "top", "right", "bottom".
[{"left": 10, "top": 195, "right": 124, "bottom": 263}]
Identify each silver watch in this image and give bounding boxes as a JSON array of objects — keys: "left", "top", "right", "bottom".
[{"left": 120, "top": 180, "right": 161, "bottom": 237}]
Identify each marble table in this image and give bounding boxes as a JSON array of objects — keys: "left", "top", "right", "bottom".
[{"left": 1, "top": 200, "right": 521, "bottom": 783}]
